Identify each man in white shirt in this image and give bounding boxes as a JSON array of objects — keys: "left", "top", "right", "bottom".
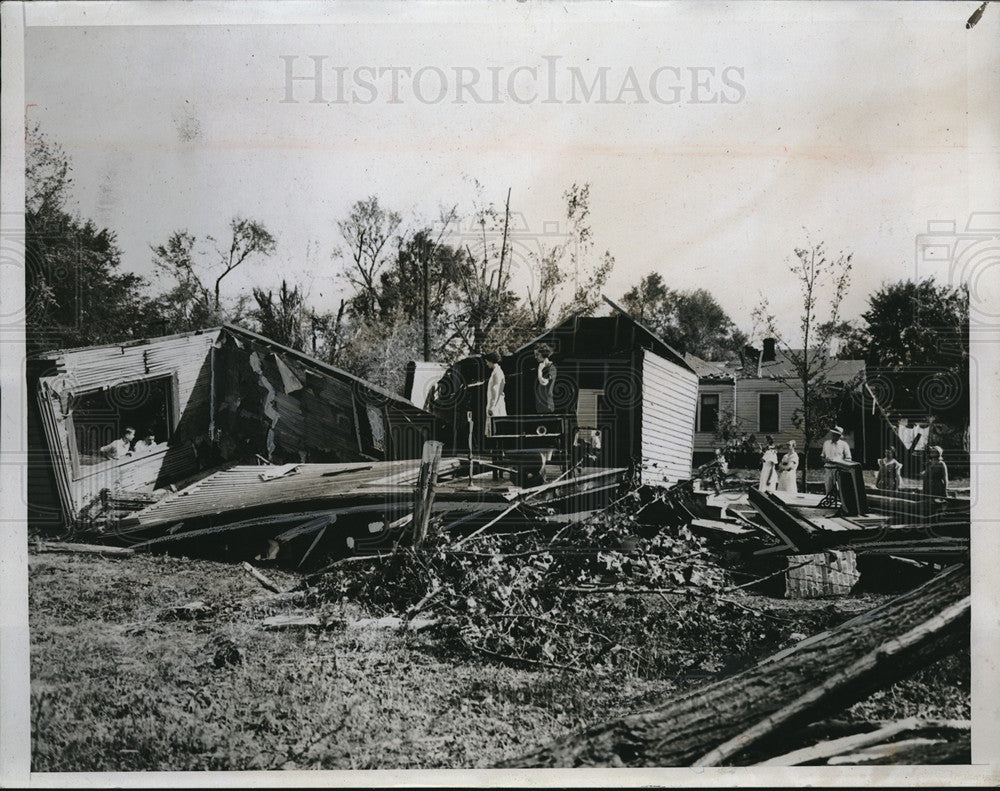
[
  {"left": 821, "top": 425, "right": 852, "bottom": 494},
  {"left": 100, "top": 427, "right": 136, "bottom": 460}
]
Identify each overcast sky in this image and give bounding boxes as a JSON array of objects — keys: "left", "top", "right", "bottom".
[{"left": 23, "top": 1, "right": 1000, "bottom": 343}]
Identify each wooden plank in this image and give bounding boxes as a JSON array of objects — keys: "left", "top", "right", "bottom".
[
  {"left": 241, "top": 562, "right": 284, "bottom": 594},
  {"left": 412, "top": 441, "right": 444, "bottom": 548},
  {"left": 501, "top": 468, "right": 626, "bottom": 501},
  {"left": 826, "top": 737, "right": 946, "bottom": 765},
  {"left": 757, "top": 717, "right": 969, "bottom": 766},
  {"left": 37, "top": 542, "right": 135, "bottom": 557}
]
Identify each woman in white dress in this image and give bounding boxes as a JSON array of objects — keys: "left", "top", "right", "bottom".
[
  {"left": 776, "top": 440, "right": 799, "bottom": 493},
  {"left": 484, "top": 352, "right": 506, "bottom": 435},
  {"left": 758, "top": 436, "right": 779, "bottom": 492}
]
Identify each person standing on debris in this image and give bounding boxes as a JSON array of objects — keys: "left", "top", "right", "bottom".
[
  {"left": 876, "top": 446, "right": 903, "bottom": 491},
  {"left": 776, "top": 440, "right": 799, "bottom": 493},
  {"left": 922, "top": 445, "right": 949, "bottom": 497},
  {"left": 484, "top": 352, "right": 507, "bottom": 429},
  {"left": 821, "top": 426, "right": 852, "bottom": 494},
  {"left": 100, "top": 426, "right": 135, "bottom": 460},
  {"left": 533, "top": 343, "right": 557, "bottom": 414},
  {"left": 758, "top": 436, "right": 778, "bottom": 492}
]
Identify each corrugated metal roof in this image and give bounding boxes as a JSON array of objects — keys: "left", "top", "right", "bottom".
[{"left": 27, "top": 327, "right": 223, "bottom": 360}]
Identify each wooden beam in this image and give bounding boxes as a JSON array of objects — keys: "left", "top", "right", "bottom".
[
  {"left": 36, "top": 542, "right": 135, "bottom": 557},
  {"left": 756, "top": 717, "right": 969, "bottom": 766},
  {"left": 241, "top": 561, "right": 284, "bottom": 594},
  {"left": 412, "top": 440, "right": 444, "bottom": 548}
]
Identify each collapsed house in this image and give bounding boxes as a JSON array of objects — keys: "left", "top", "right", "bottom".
[
  {"left": 27, "top": 325, "right": 436, "bottom": 530},
  {"left": 29, "top": 305, "right": 695, "bottom": 553}
]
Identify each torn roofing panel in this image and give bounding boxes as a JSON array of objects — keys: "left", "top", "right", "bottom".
[{"left": 220, "top": 324, "right": 422, "bottom": 412}]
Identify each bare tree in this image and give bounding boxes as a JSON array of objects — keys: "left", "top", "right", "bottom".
[
  {"left": 451, "top": 187, "right": 531, "bottom": 353},
  {"left": 208, "top": 217, "right": 277, "bottom": 309},
  {"left": 251, "top": 279, "right": 307, "bottom": 351},
  {"left": 151, "top": 231, "right": 212, "bottom": 320},
  {"left": 525, "top": 183, "right": 615, "bottom": 330},
  {"left": 335, "top": 196, "right": 404, "bottom": 319},
  {"left": 151, "top": 217, "right": 276, "bottom": 331},
  {"left": 753, "top": 240, "right": 854, "bottom": 490}
]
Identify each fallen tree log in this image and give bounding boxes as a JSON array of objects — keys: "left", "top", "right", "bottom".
[{"left": 497, "top": 563, "right": 969, "bottom": 768}]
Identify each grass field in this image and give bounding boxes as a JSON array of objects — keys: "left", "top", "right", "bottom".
[{"left": 28, "top": 547, "right": 970, "bottom": 771}]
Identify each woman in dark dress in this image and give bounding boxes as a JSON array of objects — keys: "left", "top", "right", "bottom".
[{"left": 922, "top": 445, "right": 949, "bottom": 497}]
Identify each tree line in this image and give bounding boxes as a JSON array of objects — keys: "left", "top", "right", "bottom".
[{"left": 25, "top": 124, "right": 968, "bottom": 438}]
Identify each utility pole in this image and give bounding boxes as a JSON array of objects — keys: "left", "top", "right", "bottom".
[{"left": 422, "top": 240, "right": 430, "bottom": 362}]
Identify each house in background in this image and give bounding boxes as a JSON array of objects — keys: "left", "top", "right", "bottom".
[
  {"left": 688, "top": 338, "right": 867, "bottom": 467},
  {"left": 27, "top": 325, "right": 435, "bottom": 531}
]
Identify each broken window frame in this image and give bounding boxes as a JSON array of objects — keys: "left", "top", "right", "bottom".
[{"left": 64, "top": 373, "right": 181, "bottom": 480}]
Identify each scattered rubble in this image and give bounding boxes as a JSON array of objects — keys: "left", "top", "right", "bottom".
[{"left": 31, "top": 437, "right": 971, "bottom": 767}]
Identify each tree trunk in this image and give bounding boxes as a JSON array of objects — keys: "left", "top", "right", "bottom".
[{"left": 497, "top": 564, "right": 969, "bottom": 768}]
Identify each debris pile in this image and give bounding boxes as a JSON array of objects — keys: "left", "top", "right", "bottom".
[
  {"left": 312, "top": 511, "right": 749, "bottom": 675},
  {"left": 498, "top": 563, "right": 970, "bottom": 768}
]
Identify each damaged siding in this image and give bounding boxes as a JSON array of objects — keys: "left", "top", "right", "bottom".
[
  {"left": 640, "top": 349, "right": 699, "bottom": 485},
  {"left": 212, "top": 326, "right": 435, "bottom": 465},
  {"left": 215, "top": 332, "right": 374, "bottom": 463},
  {"left": 31, "top": 330, "right": 221, "bottom": 525},
  {"left": 28, "top": 324, "right": 435, "bottom": 529}
]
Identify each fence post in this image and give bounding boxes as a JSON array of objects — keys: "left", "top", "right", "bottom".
[{"left": 412, "top": 440, "right": 444, "bottom": 549}]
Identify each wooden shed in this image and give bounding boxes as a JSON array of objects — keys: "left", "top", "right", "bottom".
[
  {"left": 503, "top": 300, "right": 699, "bottom": 485},
  {"left": 27, "top": 325, "right": 435, "bottom": 530}
]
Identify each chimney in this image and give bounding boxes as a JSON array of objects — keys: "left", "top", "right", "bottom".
[{"left": 762, "top": 338, "right": 776, "bottom": 363}]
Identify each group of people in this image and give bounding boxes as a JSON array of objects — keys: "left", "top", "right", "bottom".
[
  {"left": 876, "top": 443, "right": 948, "bottom": 497},
  {"left": 481, "top": 343, "right": 558, "bottom": 421},
  {"left": 757, "top": 436, "right": 801, "bottom": 493},
  {"left": 99, "top": 426, "right": 158, "bottom": 460},
  {"left": 752, "top": 423, "right": 949, "bottom": 497},
  {"left": 482, "top": 348, "right": 955, "bottom": 499}
]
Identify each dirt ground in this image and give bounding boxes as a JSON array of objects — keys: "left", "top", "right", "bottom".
[{"left": 28, "top": 548, "right": 970, "bottom": 772}]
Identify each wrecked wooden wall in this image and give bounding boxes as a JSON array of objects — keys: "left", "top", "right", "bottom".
[
  {"left": 29, "top": 329, "right": 221, "bottom": 527},
  {"left": 504, "top": 313, "right": 699, "bottom": 480},
  {"left": 29, "top": 325, "right": 437, "bottom": 529}
]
